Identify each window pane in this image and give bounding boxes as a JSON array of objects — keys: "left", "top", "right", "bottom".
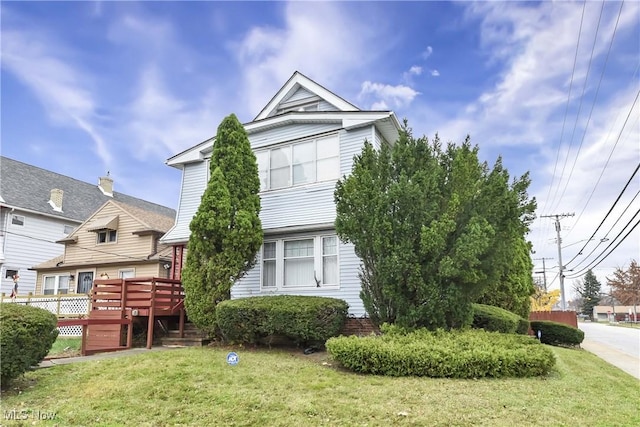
[
  {"left": 293, "top": 142, "right": 315, "bottom": 185},
  {"left": 270, "top": 167, "right": 290, "bottom": 189},
  {"left": 284, "top": 258, "right": 315, "bottom": 287},
  {"left": 58, "top": 276, "right": 70, "bottom": 294},
  {"left": 97, "top": 232, "right": 106, "bottom": 243},
  {"left": 317, "top": 136, "right": 339, "bottom": 159},
  {"left": 293, "top": 163, "right": 315, "bottom": 185},
  {"left": 284, "top": 239, "right": 314, "bottom": 257},
  {"left": 323, "top": 237, "right": 337, "bottom": 255},
  {"left": 44, "top": 277, "right": 55, "bottom": 295},
  {"left": 323, "top": 256, "right": 338, "bottom": 285},
  {"left": 270, "top": 147, "right": 291, "bottom": 168},
  {"left": 119, "top": 270, "right": 135, "bottom": 279},
  {"left": 270, "top": 147, "right": 291, "bottom": 189},
  {"left": 316, "top": 158, "right": 340, "bottom": 181},
  {"left": 256, "top": 151, "right": 269, "bottom": 190},
  {"left": 263, "top": 242, "right": 276, "bottom": 259},
  {"left": 263, "top": 260, "right": 276, "bottom": 287},
  {"left": 293, "top": 141, "right": 314, "bottom": 164},
  {"left": 108, "top": 230, "right": 117, "bottom": 242}
]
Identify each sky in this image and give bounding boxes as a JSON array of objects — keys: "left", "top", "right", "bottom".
[{"left": 1, "top": 1, "right": 638, "bottom": 297}]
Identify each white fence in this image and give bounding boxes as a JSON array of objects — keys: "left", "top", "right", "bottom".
[{"left": 1, "top": 294, "right": 90, "bottom": 337}]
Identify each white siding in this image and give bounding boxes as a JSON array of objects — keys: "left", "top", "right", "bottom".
[
  {"left": 161, "top": 162, "right": 207, "bottom": 244},
  {"left": 317, "top": 100, "right": 338, "bottom": 112},
  {"left": 1, "top": 209, "right": 77, "bottom": 295},
  {"left": 250, "top": 123, "right": 341, "bottom": 150},
  {"left": 284, "top": 87, "right": 315, "bottom": 103},
  {"left": 232, "top": 238, "right": 364, "bottom": 316},
  {"left": 260, "top": 182, "right": 336, "bottom": 229}
]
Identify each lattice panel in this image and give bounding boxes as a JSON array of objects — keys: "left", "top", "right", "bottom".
[
  {"left": 57, "top": 326, "right": 83, "bottom": 337},
  {"left": 7, "top": 296, "right": 90, "bottom": 317}
]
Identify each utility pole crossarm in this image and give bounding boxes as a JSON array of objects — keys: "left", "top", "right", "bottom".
[
  {"left": 533, "top": 257, "right": 554, "bottom": 292},
  {"left": 541, "top": 213, "right": 575, "bottom": 310}
]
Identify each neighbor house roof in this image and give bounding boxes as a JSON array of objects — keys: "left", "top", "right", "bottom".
[{"left": 0, "top": 156, "right": 176, "bottom": 222}]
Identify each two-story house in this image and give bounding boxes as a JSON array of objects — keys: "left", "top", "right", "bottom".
[
  {"left": 160, "top": 72, "right": 401, "bottom": 316},
  {"left": 0, "top": 156, "right": 176, "bottom": 295},
  {"left": 32, "top": 200, "right": 175, "bottom": 295}
]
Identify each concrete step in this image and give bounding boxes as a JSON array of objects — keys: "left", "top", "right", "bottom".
[
  {"left": 166, "top": 329, "right": 208, "bottom": 338},
  {"left": 160, "top": 337, "right": 210, "bottom": 347}
]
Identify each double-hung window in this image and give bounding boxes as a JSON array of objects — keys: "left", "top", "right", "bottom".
[
  {"left": 261, "top": 235, "right": 339, "bottom": 289},
  {"left": 43, "top": 275, "right": 70, "bottom": 295},
  {"left": 97, "top": 230, "right": 117, "bottom": 244},
  {"left": 256, "top": 134, "right": 340, "bottom": 191}
]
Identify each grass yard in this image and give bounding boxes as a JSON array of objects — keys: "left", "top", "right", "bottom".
[
  {"left": 1, "top": 345, "right": 638, "bottom": 426},
  {"left": 46, "top": 337, "right": 82, "bottom": 358}
]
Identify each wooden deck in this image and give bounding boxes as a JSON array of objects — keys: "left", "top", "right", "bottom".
[{"left": 59, "top": 277, "right": 185, "bottom": 355}]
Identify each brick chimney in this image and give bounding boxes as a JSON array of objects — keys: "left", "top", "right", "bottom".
[
  {"left": 98, "top": 174, "right": 114, "bottom": 197},
  {"left": 49, "top": 189, "right": 64, "bottom": 212}
]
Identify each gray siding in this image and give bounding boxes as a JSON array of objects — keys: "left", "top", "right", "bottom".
[
  {"left": 161, "top": 162, "right": 207, "bottom": 244},
  {"left": 250, "top": 123, "right": 341, "bottom": 150},
  {"left": 317, "top": 100, "right": 338, "bottom": 111},
  {"left": 340, "top": 126, "right": 372, "bottom": 176},
  {"left": 1, "top": 208, "right": 76, "bottom": 295},
  {"left": 285, "top": 87, "right": 314, "bottom": 103},
  {"left": 232, "top": 238, "right": 365, "bottom": 316},
  {"left": 260, "top": 182, "right": 336, "bottom": 230}
]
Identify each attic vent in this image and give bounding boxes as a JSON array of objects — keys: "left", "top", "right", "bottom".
[
  {"left": 49, "top": 189, "right": 64, "bottom": 212},
  {"left": 98, "top": 175, "right": 114, "bottom": 197}
]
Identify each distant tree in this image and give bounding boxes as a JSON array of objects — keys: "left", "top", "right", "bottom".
[
  {"left": 531, "top": 288, "right": 561, "bottom": 312},
  {"left": 573, "top": 269, "right": 601, "bottom": 320},
  {"left": 181, "top": 114, "right": 263, "bottom": 335},
  {"left": 608, "top": 260, "right": 640, "bottom": 320},
  {"left": 335, "top": 123, "right": 536, "bottom": 330}
]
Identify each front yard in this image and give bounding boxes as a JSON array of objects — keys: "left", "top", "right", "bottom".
[{"left": 1, "top": 344, "right": 638, "bottom": 426}]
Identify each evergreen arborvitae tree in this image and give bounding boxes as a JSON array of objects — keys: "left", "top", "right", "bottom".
[
  {"left": 181, "top": 114, "right": 262, "bottom": 335},
  {"left": 575, "top": 269, "right": 601, "bottom": 320},
  {"left": 335, "top": 123, "right": 536, "bottom": 330}
]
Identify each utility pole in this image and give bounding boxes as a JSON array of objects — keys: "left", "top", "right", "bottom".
[
  {"left": 534, "top": 257, "right": 553, "bottom": 292},
  {"left": 541, "top": 213, "right": 575, "bottom": 311}
]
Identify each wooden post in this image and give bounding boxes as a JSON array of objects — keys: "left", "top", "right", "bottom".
[
  {"left": 126, "top": 316, "right": 133, "bottom": 350},
  {"left": 179, "top": 307, "right": 185, "bottom": 339},
  {"left": 146, "top": 279, "right": 156, "bottom": 349},
  {"left": 81, "top": 324, "right": 87, "bottom": 356},
  {"left": 56, "top": 295, "right": 62, "bottom": 317}
]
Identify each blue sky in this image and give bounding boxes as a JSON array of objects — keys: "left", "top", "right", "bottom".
[{"left": 2, "top": 1, "right": 638, "bottom": 293}]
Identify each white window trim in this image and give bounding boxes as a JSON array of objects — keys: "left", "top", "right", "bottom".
[
  {"left": 118, "top": 268, "right": 136, "bottom": 279},
  {"left": 256, "top": 133, "right": 340, "bottom": 192},
  {"left": 260, "top": 234, "right": 339, "bottom": 291},
  {"left": 42, "top": 274, "right": 71, "bottom": 295},
  {"left": 96, "top": 229, "right": 117, "bottom": 244}
]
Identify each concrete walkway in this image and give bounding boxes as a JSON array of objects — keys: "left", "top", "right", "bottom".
[
  {"left": 580, "top": 339, "right": 640, "bottom": 380},
  {"left": 37, "top": 346, "right": 177, "bottom": 368},
  {"left": 578, "top": 322, "right": 640, "bottom": 380}
]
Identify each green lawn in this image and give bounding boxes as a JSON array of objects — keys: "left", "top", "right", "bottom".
[
  {"left": 46, "top": 337, "right": 82, "bottom": 358},
  {"left": 1, "top": 346, "right": 638, "bottom": 426}
]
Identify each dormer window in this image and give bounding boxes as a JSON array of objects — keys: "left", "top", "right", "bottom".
[{"left": 97, "top": 229, "right": 117, "bottom": 244}]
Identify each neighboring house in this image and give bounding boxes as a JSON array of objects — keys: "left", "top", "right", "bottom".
[
  {"left": 592, "top": 305, "right": 638, "bottom": 322},
  {"left": 32, "top": 200, "right": 176, "bottom": 295},
  {"left": 0, "top": 156, "right": 176, "bottom": 295},
  {"left": 160, "top": 71, "right": 401, "bottom": 316}
]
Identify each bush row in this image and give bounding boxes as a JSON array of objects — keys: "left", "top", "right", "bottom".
[
  {"left": 326, "top": 327, "right": 555, "bottom": 378},
  {"left": 1, "top": 304, "right": 59, "bottom": 388},
  {"left": 530, "top": 320, "right": 584, "bottom": 346},
  {"left": 216, "top": 295, "right": 348, "bottom": 346},
  {"left": 471, "top": 303, "right": 524, "bottom": 334}
]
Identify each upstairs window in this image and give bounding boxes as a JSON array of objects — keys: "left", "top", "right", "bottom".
[
  {"left": 63, "top": 225, "right": 75, "bottom": 235},
  {"left": 256, "top": 134, "right": 340, "bottom": 191},
  {"left": 97, "top": 230, "right": 117, "bottom": 244},
  {"left": 11, "top": 215, "right": 24, "bottom": 226}
]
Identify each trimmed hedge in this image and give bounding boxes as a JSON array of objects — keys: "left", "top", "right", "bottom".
[
  {"left": 216, "top": 295, "right": 348, "bottom": 346},
  {"left": 516, "top": 317, "right": 531, "bottom": 335},
  {"left": 530, "top": 320, "right": 584, "bottom": 347},
  {"left": 326, "top": 327, "right": 555, "bottom": 378},
  {"left": 1, "top": 304, "right": 59, "bottom": 387},
  {"left": 471, "top": 303, "right": 521, "bottom": 334}
]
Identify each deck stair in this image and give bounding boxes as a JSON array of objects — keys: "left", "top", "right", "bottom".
[{"left": 160, "top": 322, "right": 210, "bottom": 347}]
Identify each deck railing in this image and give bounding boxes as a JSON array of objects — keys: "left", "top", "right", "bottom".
[{"left": 0, "top": 293, "right": 90, "bottom": 317}]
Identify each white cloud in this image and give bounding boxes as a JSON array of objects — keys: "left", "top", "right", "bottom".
[
  {"left": 431, "top": 69, "right": 440, "bottom": 77},
  {"left": 409, "top": 66, "right": 423, "bottom": 76},
  {"left": 371, "top": 100, "right": 389, "bottom": 110},
  {"left": 1, "top": 28, "right": 112, "bottom": 166},
  {"left": 235, "top": 2, "right": 387, "bottom": 115},
  {"left": 360, "top": 81, "right": 420, "bottom": 109},
  {"left": 422, "top": 45, "right": 433, "bottom": 59}
]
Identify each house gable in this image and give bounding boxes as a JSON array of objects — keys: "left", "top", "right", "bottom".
[{"left": 254, "top": 71, "right": 359, "bottom": 121}]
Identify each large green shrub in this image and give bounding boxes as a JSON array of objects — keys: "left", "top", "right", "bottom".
[
  {"left": 471, "top": 303, "right": 520, "bottom": 334},
  {"left": 516, "top": 317, "right": 531, "bottom": 335},
  {"left": 530, "top": 320, "right": 584, "bottom": 346},
  {"left": 1, "top": 304, "right": 59, "bottom": 387},
  {"left": 326, "top": 328, "right": 555, "bottom": 378},
  {"left": 216, "top": 296, "right": 348, "bottom": 346}
]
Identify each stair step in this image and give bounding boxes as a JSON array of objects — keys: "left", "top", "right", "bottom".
[
  {"left": 161, "top": 337, "right": 210, "bottom": 347},
  {"left": 167, "top": 330, "right": 208, "bottom": 338}
]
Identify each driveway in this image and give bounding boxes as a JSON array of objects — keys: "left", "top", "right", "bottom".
[{"left": 579, "top": 321, "right": 639, "bottom": 380}]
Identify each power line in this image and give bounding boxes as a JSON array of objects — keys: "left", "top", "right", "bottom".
[
  {"left": 540, "top": 213, "right": 575, "bottom": 311},
  {"left": 551, "top": 0, "right": 626, "bottom": 214},
  {"left": 548, "top": 0, "right": 605, "bottom": 213}
]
